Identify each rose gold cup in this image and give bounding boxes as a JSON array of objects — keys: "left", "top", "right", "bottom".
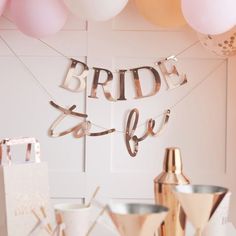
[
  {"left": 107, "top": 203, "right": 169, "bottom": 236},
  {"left": 173, "top": 185, "right": 228, "bottom": 236}
]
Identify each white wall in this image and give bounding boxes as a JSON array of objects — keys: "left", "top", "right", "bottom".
[{"left": 0, "top": 0, "right": 235, "bottom": 231}]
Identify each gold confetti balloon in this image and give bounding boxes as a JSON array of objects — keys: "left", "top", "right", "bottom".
[{"left": 198, "top": 27, "right": 236, "bottom": 57}]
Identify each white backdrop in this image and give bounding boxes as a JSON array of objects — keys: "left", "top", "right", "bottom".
[{"left": 0, "top": 0, "right": 235, "bottom": 232}]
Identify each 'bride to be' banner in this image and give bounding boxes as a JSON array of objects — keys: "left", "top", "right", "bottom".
[{"left": 49, "top": 55, "right": 187, "bottom": 157}]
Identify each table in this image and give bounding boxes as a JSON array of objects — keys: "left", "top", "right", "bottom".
[{"left": 91, "top": 221, "right": 236, "bottom": 236}]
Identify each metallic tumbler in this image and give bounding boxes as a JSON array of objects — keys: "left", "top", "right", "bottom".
[{"left": 154, "top": 147, "right": 190, "bottom": 236}]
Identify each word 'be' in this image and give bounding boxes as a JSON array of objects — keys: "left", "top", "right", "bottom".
[{"left": 125, "top": 108, "right": 170, "bottom": 157}]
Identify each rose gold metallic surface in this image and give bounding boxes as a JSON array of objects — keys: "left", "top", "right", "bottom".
[
  {"left": 107, "top": 203, "right": 169, "bottom": 236},
  {"left": 49, "top": 101, "right": 115, "bottom": 138},
  {"left": 89, "top": 67, "right": 116, "bottom": 101},
  {"left": 125, "top": 109, "right": 170, "bottom": 157},
  {"left": 61, "top": 58, "right": 89, "bottom": 93},
  {"left": 117, "top": 70, "right": 127, "bottom": 101},
  {"left": 154, "top": 147, "right": 190, "bottom": 236},
  {"left": 130, "top": 66, "right": 161, "bottom": 99},
  {"left": 158, "top": 56, "right": 187, "bottom": 90},
  {"left": 173, "top": 185, "right": 228, "bottom": 236}
]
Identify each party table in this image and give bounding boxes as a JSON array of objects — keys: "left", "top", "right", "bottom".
[{"left": 90, "top": 221, "right": 236, "bottom": 236}]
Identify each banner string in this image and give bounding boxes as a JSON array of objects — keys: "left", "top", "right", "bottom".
[
  {"left": 0, "top": 16, "right": 226, "bottom": 134},
  {"left": 39, "top": 39, "right": 200, "bottom": 66},
  {"left": 0, "top": 33, "right": 56, "bottom": 102},
  {"left": 39, "top": 38, "right": 69, "bottom": 60},
  {"left": 175, "top": 40, "right": 200, "bottom": 57}
]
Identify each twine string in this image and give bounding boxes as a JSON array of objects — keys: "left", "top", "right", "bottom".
[{"left": 0, "top": 34, "right": 56, "bottom": 102}]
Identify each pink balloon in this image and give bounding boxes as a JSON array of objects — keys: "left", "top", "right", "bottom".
[
  {"left": 10, "top": 0, "right": 68, "bottom": 38},
  {"left": 181, "top": 0, "right": 236, "bottom": 35},
  {"left": 0, "top": 0, "right": 8, "bottom": 15}
]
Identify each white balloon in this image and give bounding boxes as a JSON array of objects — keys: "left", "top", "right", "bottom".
[
  {"left": 64, "top": 0, "right": 128, "bottom": 21},
  {"left": 181, "top": 0, "right": 236, "bottom": 35}
]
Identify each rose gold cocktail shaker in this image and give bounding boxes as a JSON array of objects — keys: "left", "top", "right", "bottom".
[{"left": 154, "top": 147, "right": 190, "bottom": 236}]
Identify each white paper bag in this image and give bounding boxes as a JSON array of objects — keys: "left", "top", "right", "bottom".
[{"left": 0, "top": 137, "right": 52, "bottom": 236}]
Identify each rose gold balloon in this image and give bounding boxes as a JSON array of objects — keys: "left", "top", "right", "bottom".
[{"left": 135, "top": 0, "right": 186, "bottom": 28}]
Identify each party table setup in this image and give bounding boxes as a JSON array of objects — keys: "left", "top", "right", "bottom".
[
  {"left": 0, "top": 0, "right": 236, "bottom": 236},
  {"left": 0, "top": 140, "right": 235, "bottom": 235}
]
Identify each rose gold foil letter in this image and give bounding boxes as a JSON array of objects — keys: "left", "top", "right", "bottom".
[
  {"left": 49, "top": 101, "right": 115, "bottom": 138},
  {"left": 130, "top": 66, "right": 161, "bottom": 99},
  {"left": 158, "top": 56, "right": 187, "bottom": 90},
  {"left": 125, "top": 108, "right": 171, "bottom": 157},
  {"left": 61, "top": 58, "right": 89, "bottom": 93},
  {"left": 89, "top": 67, "right": 116, "bottom": 101},
  {"left": 117, "top": 70, "right": 127, "bottom": 101},
  {"left": 48, "top": 101, "right": 87, "bottom": 137},
  {"left": 125, "top": 108, "right": 139, "bottom": 157},
  {"left": 147, "top": 110, "right": 170, "bottom": 136}
]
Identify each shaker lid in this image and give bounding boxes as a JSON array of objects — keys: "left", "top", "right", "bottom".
[
  {"left": 163, "top": 147, "right": 182, "bottom": 173},
  {"left": 154, "top": 147, "right": 190, "bottom": 184}
]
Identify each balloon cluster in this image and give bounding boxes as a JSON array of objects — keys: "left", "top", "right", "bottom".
[
  {"left": 0, "top": 0, "right": 128, "bottom": 38},
  {"left": 134, "top": 0, "right": 236, "bottom": 57},
  {"left": 0, "top": 0, "right": 235, "bottom": 57},
  {"left": 134, "top": 0, "right": 236, "bottom": 34}
]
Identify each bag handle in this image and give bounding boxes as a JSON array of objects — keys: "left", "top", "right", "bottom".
[{"left": 0, "top": 137, "right": 40, "bottom": 165}]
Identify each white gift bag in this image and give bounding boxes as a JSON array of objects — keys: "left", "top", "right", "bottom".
[{"left": 0, "top": 137, "right": 52, "bottom": 236}]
